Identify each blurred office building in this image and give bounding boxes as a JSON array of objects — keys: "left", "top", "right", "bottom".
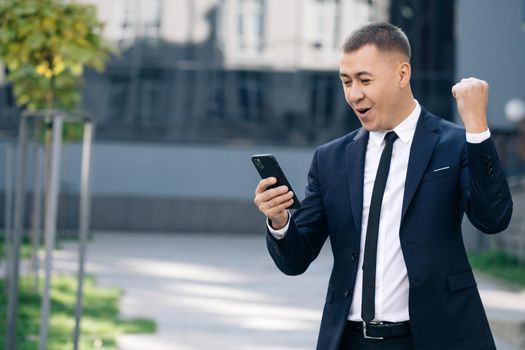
[
  {"left": 0, "top": 0, "right": 466, "bottom": 146},
  {"left": 0, "top": 0, "right": 524, "bottom": 234},
  {"left": 78, "top": 0, "right": 389, "bottom": 145}
]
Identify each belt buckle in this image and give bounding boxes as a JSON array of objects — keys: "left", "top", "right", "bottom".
[{"left": 363, "top": 321, "right": 384, "bottom": 340}]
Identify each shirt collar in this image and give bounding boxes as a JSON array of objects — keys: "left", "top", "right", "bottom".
[{"left": 369, "top": 100, "right": 421, "bottom": 147}]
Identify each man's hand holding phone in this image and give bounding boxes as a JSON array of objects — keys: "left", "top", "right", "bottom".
[{"left": 254, "top": 177, "right": 294, "bottom": 230}]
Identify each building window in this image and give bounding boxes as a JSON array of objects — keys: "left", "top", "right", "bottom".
[
  {"left": 238, "top": 71, "right": 263, "bottom": 121},
  {"left": 115, "top": 0, "right": 162, "bottom": 44},
  {"left": 208, "top": 70, "right": 226, "bottom": 120},
  {"left": 107, "top": 76, "right": 129, "bottom": 123},
  {"left": 309, "top": 73, "right": 335, "bottom": 128},
  {"left": 238, "top": 0, "right": 265, "bottom": 54},
  {"left": 306, "top": 0, "right": 341, "bottom": 51},
  {"left": 137, "top": 68, "right": 162, "bottom": 127}
]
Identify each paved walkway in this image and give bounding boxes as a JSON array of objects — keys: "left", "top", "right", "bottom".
[{"left": 53, "top": 232, "right": 524, "bottom": 350}]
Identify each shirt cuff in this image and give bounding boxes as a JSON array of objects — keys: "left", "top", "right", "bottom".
[
  {"left": 267, "top": 211, "right": 290, "bottom": 240},
  {"left": 466, "top": 129, "right": 491, "bottom": 144}
]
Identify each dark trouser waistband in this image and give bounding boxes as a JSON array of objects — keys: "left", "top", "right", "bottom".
[{"left": 346, "top": 321, "right": 411, "bottom": 339}]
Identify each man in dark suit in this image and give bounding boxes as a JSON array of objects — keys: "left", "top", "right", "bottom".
[{"left": 253, "top": 23, "right": 512, "bottom": 350}]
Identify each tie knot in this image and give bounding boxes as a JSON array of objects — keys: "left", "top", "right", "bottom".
[{"left": 384, "top": 131, "right": 398, "bottom": 144}]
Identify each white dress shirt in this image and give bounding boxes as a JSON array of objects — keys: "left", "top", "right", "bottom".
[
  {"left": 347, "top": 102, "right": 421, "bottom": 322},
  {"left": 268, "top": 101, "right": 490, "bottom": 322}
]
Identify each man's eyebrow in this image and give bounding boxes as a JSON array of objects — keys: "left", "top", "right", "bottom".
[
  {"left": 339, "top": 71, "right": 373, "bottom": 78},
  {"left": 356, "top": 71, "right": 373, "bottom": 77}
]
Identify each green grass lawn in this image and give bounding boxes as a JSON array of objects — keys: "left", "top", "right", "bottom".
[
  {"left": 0, "top": 276, "right": 155, "bottom": 350},
  {"left": 0, "top": 235, "right": 34, "bottom": 259},
  {"left": 0, "top": 231, "right": 77, "bottom": 259},
  {"left": 469, "top": 250, "right": 525, "bottom": 288}
]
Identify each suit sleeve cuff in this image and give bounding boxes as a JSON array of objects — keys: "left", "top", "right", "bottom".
[
  {"left": 466, "top": 129, "right": 491, "bottom": 144},
  {"left": 267, "top": 211, "right": 290, "bottom": 239}
]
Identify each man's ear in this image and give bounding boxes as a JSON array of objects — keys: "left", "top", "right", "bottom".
[{"left": 398, "top": 61, "right": 411, "bottom": 88}]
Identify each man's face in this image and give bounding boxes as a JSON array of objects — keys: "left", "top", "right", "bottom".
[{"left": 339, "top": 44, "right": 407, "bottom": 131}]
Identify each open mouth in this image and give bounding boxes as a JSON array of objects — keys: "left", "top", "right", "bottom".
[{"left": 356, "top": 107, "right": 371, "bottom": 117}]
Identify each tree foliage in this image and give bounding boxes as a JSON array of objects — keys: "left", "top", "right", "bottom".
[{"left": 0, "top": 0, "right": 114, "bottom": 112}]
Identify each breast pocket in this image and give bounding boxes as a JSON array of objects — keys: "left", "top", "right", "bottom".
[{"left": 422, "top": 166, "right": 458, "bottom": 182}]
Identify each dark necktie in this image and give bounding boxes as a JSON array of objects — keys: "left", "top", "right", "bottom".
[{"left": 361, "top": 131, "right": 398, "bottom": 324}]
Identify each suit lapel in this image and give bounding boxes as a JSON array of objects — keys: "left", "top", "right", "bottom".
[
  {"left": 346, "top": 128, "right": 369, "bottom": 235},
  {"left": 401, "top": 109, "right": 440, "bottom": 221}
]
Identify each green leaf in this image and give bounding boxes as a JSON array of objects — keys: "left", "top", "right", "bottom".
[
  {"left": 25, "top": 32, "right": 46, "bottom": 49},
  {"left": 0, "top": 0, "right": 115, "bottom": 113},
  {"left": 12, "top": 3, "right": 38, "bottom": 17}
]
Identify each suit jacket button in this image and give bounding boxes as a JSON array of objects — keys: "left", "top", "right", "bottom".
[
  {"left": 344, "top": 289, "right": 350, "bottom": 298},
  {"left": 352, "top": 253, "right": 358, "bottom": 262}
]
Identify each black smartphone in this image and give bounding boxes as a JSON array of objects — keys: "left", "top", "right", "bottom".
[{"left": 251, "top": 154, "right": 301, "bottom": 209}]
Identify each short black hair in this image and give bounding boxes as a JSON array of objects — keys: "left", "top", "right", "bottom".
[{"left": 341, "top": 22, "right": 411, "bottom": 60}]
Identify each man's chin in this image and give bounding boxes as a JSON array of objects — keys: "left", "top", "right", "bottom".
[{"left": 359, "top": 120, "right": 380, "bottom": 132}]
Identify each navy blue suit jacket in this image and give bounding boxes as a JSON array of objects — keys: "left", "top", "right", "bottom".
[{"left": 266, "top": 108, "right": 513, "bottom": 350}]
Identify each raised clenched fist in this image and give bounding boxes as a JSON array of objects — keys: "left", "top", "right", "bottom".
[{"left": 452, "top": 78, "right": 489, "bottom": 133}]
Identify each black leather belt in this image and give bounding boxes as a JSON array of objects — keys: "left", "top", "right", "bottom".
[{"left": 346, "top": 321, "right": 411, "bottom": 340}]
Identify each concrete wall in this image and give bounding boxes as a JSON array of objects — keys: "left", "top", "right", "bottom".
[
  {"left": 0, "top": 141, "right": 314, "bottom": 233},
  {"left": 455, "top": 0, "right": 525, "bottom": 128}
]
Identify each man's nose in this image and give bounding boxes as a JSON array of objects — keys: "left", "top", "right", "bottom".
[{"left": 348, "top": 85, "right": 364, "bottom": 103}]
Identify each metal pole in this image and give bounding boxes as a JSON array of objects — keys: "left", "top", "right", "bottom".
[
  {"left": 5, "top": 115, "right": 29, "bottom": 350},
  {"left": 73, "top": 121, "right": 94, "bottom": 350},
  {"left": 30, "top": 123, "right": 43, "bottom": 291},
  {"left": 126, "top": 0, "right": 141, "bottom": 130},
  {"left": 3, "top": 142, "right": 14, "bottom": 292},
  {"left": 43, "top": 121, "right": 52, "bottom": 242},
  {"left": 38, "top": 114, "right": 63, "bottom": 350}
]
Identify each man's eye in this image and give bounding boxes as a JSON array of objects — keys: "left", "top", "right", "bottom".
[
  {"left": 361, "top": 79, "right": 371, "bottom": 84},
  {"left": 342, "top": 81, "right": 351, "bottom": 86}
]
